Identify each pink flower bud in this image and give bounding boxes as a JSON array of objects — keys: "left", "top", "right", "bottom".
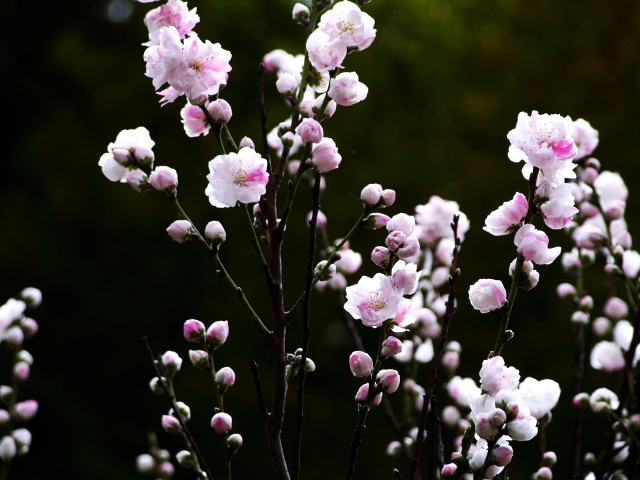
[
  {"left": 380, "top": 189, "right": 396, "bottom": 207},
  {"left": 542, "top": 451, "right": 557, "bottom": 467},
  {"left": 441, "top": 406, "right": 460, "bottom": 428},
  {"left": 533, "top": 467, "right": 553, "bottom": 480},
  {"left": 5, "top": 327, "right": 23, "bottom": 349},
  {"left": 20, "top": 318, "right": 38, "bottom": 338},
  {"left": 571, "top": 311, "right": 589, "bottom": 325},
  {"left": 183, "top": 319, "right": 206, "bottom": 343},
  {"left": 176, "top": 450, "right": 194, "bottom": 468},
  {"left": 13, "top": 362, "right": 30, "bottom": 382},
  {"left": 157, "top": 461, "right": 174, "bottom": 478},
  {"left": 371, "top": 246, "right": 390, "bottom": 268},
  {"left": 387, "top": 213, "right": 416, "bottom": 236},
  {"left": 572, "top": 392, "right": 590, "bottom": 408},
  {"left": 354, "top": 383, "right": 382, "bottom": 405},
  {"left": 312, "top": 94, "right": 336, "bottom": 117},
  {"left": 281, "top": 131, "right": 296, "bottom": 148},
  {"left": 211, "top": 412, "right": 232, "bottom": 434},
  {"left": 0, "top": 436, "right": 16, "bottom": 463},
  {"left": 468, "top": 279, "right": 507, "bottom": 313},
  {"left": 276, "top": 73, "right": 299, "bottom": 95},
  {"left": 579, "top": 295, "right": 594, "bottom": 311},
  {"left": 207, "top": 99, "right": 232, "bottom": 123},
  {"left": 161, "top": 351, "right": 182, "bottom": 376},
  {"left": 173, "top": 401, "right": 191, "bottom": 422},
  {"left": 604, "top": 297, "right": 628, "bottom": 320},
  {"left": 442, "top": 351, "right": 459, "bottom": 370},
  {"left": 360, "top": 184, "right": 383, "bottom": 206},
  {"left": 349, "top": 351, "right": 373, "bottom": 377},
  {"left": 314, "top": 260, "right": 336, "bottom": 281},
  {"left": 205, "top": 221, "right": 226, "bottom": 245},
  {"left": 149, "top": 377, "right": 167, "bottom": 395},
  {"left": 206, "top": 320, "right": 229, "bottom": 348},
  {"left": 215, "top": 367, "right": 236, "bottom": 388},
  {"left": 581, "top": 167, "right": 599, "bottom": 184},
  {"left": 166, "top": 220, "right": 194, "bottom": 243},
  {"left": 296, "top": 118, "right": 323, "bottom": 144},
  {"left": 136, "top": 453, "right": 155, "bottom": 474},
  {"left": 0, "top": 411, "right": 9, "bottom": 428},
  {"left": 327, "top": 72, "right": 368, "bottom": 106},
  {"left": 592, "top": 317, "right": 611, "bottom": 336},
  {"left": 397, "top": 236, "right": 420, "bottom": 260},
  {"left": 0, "top": 387, "right": 12, "bottom": 404},
  {"left": 148, "top": 166, "right": 178, "bottom": 193},
  {"left": 311, "top": 138, "right": 341, "bottom": 172},
  {"left": 189, "top": 350, "right": 209, "bottom": 368},
  {"left": 292, "top": 2, "right": 310, "bottom": 25},
  {"left": 20, "top": 288, "right": 42, "bottom": 309},
  {"left": 14, "top": 400, "right": 38, "bottom": 422},
  {"left": 239, "top": 136, "right": 255, "bottom": 148},
  {"left": 385, "top": 230, "right": 407, "bottom": 252},
  {"left": 125, "top": 169, "right": 148, "bottom": 192},
  {"left": 377, "top": 369, "right": 400, "bottom": 393},
  {"left": 227, "top": 433, "right": 243, "bottom": 454},
  {"left": 556, "top": 283, "right": 577, "bottom": 300},
  {"left": 381, "top": 337, "right": 403, "bottom": 357},
  {"left": 162, "top": 415, "right": 182, "bottom": 433},
  {"left": 492, "top": 444, "right": 513, "bottom": 466},
  {"left": 441, "top": 463, "right": 457, "bottom": 476},
  {"left": 363, "top": 213, "right": 390, "bottom": 230}
]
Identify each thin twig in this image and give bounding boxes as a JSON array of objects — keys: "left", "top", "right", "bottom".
[
  {"left": 143, "top": 336, "right": 214, "bottom": 480},
  {"left": 249, "top": 360, "right": 269, "bottom": 418},
  {"left": 257, "top": 63, "right": 272, "bottom": 173}
]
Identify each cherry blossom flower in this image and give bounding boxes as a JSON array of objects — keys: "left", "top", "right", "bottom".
[
  {"left": 447, "top": 376, "right": 481, "bottom": 408},
  {"left": 306, "top": 30, "right": 347, "bottom": 72},
  {"left": 590, "top": 341, "right": 625, "bottom": 372},
  {"left": 180, "top": 102, "right": 210, "bottom": 137},
  {"left": 483, "top": 192, "right": 528, "bottom": 236},
  {"left": 623, "top": 250, "right": 640, "bottom": 279},
  {"left": 468, "top": 279, "right": 506, "bottom": 313},
  {"left": 99, "top": 127, "right": 155, "bottom": 182},
  {"left": 506, "top": 404, "right": 538, "bottom": 441},
  {"left": 328, "top": 72, "right": 368, "bottom": 106},
  {"left": 517, "top": 377, "right": 560, "bottom": 419},
  {"left": 344, "top": 273, "right": 404, "bottom": 327},
  {"left": 514, "top": 224, "right": 561, "bottom": 265},
  {"left": 571, "top": 118, "right": 599, "bottom": 160},
  {"left": 311, "top": 137, "right": 341, "bottom": 172},
  {"left": 507, "top": 111, "right": 577, "bottom": 175},
  {"left": 295, "top": 118, "right": 323, "bottom": 144},
  {"left": 317, "top": 0, "right": 376, "bottom": 51},
  {"left": 479, "top": 356, "right": 520, "bottom": 395},
  {"left": 540, "top": 183, "right": 578, "bottom": 230},
  {"left": 143, "top": 0, "right": 200, "bottom": 46},
  {"left": 415, "top": 196, "right": 470, "bottom": 244},
  {"left": 206, "top": 147, "right": 269, "bottom": 208},
  {"left": 593, "top": 171, "right": 628, "bottom": 216}
]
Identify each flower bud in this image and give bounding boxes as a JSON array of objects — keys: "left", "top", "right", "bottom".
[
  {"left": 276, "top": 73, "right": 299, "bottom": 96},
  {"left": 362, "top": 213, "right": 390, "bottom": 230},
  {"left": 533, "top": 467, "right": 553, "bottom": 480},
  {"left": 215, "top": 367, "right": 236, "bottom": 388},
  {"left": 227, "top": 433, "right": 243, "bottom": 454},
  {"left": 176, "top": 450, "right": 195, "bottom": 469},
  {"left": 0, "top": 436, "right": 16, "bottom": 463},
  {"left": 604, "top": 297, "right": 628, "bottom": 320},
  {"left": 442, "top": 351, "right": 459, "bottom": 370},
  {"left": 161, "top": 351, "right": 182, "bottom": 377},
  {"left": 376, "top": 369, "right": 400, "bottom": 393},
  {"left": 371, "top": 246, "right": 390, "bottom": 269},
  {"left": 5, "top": 327, "right": 24, "bottom": 349},
  {"left": 572, "top": 392, "right": 590, "bottom": 408},
  {"left": 183, "top": 319, "right": 206, "bottom": 343},
  {"left": 492, "top": 444, "right": 513, "bottom": 466},
  {"left": 20, "top": 288, "right": 42, "bottom": 309},
  {"left": 205, "top": 220, "right": 227, "bottom": 245},
  {"left": 292, "top": 2, "right": 310, "bottom": 26},
  {"left": 542, "top": 451, "right": 557, "bottom": 467},
  {"left": 149, "top": 166, "right": 178, "bottom": 194},
  {"left": 556, "top": 283, "right": 577, "bottom": 301},
  {"left": 441, "top": 406, "right": 460, "bottom": 428},
  {"left": 571, "top": 311, "right": 589, "bottom": 325},
  {"left": 211, "top": 412, "right": 232, "bottom": 434},
  {"left": 360, "top": 184, "right": 383, "bottom": 206},
  {"left": 441, "top": 463, "right": 457, "bottom": 477},
  {"left": 161, "top": 415, "right": 182, "bottom": 433},
  {"left": 19, "top": 318, "right": 38, "bottom": 338},
  {"left": 385, "top": 230, "right": 407, "bottom": 252},
  {"left": 380, "top": 189, "right": 396, "bottom": 207},
  {"left": 173, "top": 401, "right": 191, "bottom": 422},
  {"left": 312, "top": 94, "right": 336, "bottom": 117},
  {"left": 207, "top": 99, "right": 232, "bottom": 123},
  {"left": 305, "top": 358, "right": 316, "bottom": 372},
  {"left": 295, "top": 118, "right": 323, "bottom": 144},
  {"left": 592, "top": 317, "right": 611, "bottom": 336},
  {"left": 13, "top": 400, "right": 38, "bottom": 422},
  {"left": 166, "top": 220, "right": 194, "bottom": 243},
  {"left": 381, "top": 337, "right": 403, "bottom": 357},
  {"left": 0, "top": 386, "right": 10, "bottom": 403},
  {"left": 206, "top": 320, "right": 229, "bottom": 348},
  {"left": 579, "top": 295, "right": 594, "bottom": 312},
  {"left": 149, "top": 377, "right": 167, "bottom": 395},
  {"left": 349, "top": 351, "right": 373, "bottom": 378},
  {"left": 13, "top": 362, "right": 30, "bottom": 382},
  {"left": 126, "top": 169, "right": 149, "bottom": 192},
  {"left": 354, "top": 383, "right": 382, "bottom": 406},
  {"left": 314, "top": 260, "right": 336, "bottom": 281},
  {"left": 397, "top": 236, "right": 420, "bottom": 260},
  {"left": 10, "top": 428, "right": 29, "bottom": 455},
  {"left": 311, "top": 138, "right": 341, "bottom": 172},
  {"left": 157, "top": 461, "right": 174, "bottom": 479},
  {"left": 189, "top": 350, "right": 210, "bottom": 369},
  {"left": 16, "top": 350, "right": 33, "bottom": 366},
  {"left": 136, "top": 454, "right": 155, "bottom": 473},
  {"left": 239, "top": 136, "right": 255, "bottom": 149}
]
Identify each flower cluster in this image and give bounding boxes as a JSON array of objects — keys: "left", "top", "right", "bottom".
[{"left": 0, "top": 288, "right": 41, "bottom": 471}]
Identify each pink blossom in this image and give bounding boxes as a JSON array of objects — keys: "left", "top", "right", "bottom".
[
  {"left": 590, "top": 341, "right": 625, "bottom": 372},
  {"left": 349, "top": 351, "right": 374, "bottom": 377},
  {"left": 317, "top": 0, "right": 376, "bottom": 51},
  {"left": 381, "top": 336, "right": 403, "bottom": 357},
  {"left": 211, "top": 412, "right": 232, "bottom": 434},
  {"left": 391, "top": 261, "right": 420, "bottom": 295},
  {"left": 206, "top": 147, "right": 269, "bottom": 207},
  {"left": 143, "top": 0, "right": 200, "bottom": 46},
  {"left": 311, "top": 138, "right": 341, "bottom": 172},
  {"left": 206, "top": 320, "right": 229, "bottom": 348},
  {"left": 468, "top": 279, "right": 506, "bottom": 313},
  {"left": 13, "top": 400, "right": 38, "bottom": 422},
  {"left": 386, "top": 213, "right": 415, "bottom": 236},
  {"left": 572, "top": 223, "right": 605, "bottom": 249},
  {"left": 371, "top": 246, "right": 390, "bottom": 268},
  {"left": 385, "top": 230, "right": 406, "bottom": 252},
  {"left": 589, "top": 387, "right": 619, "bottom": 412},
  {"left": 180, "top": 102, "right": 210, "bottom": 137},
  {"left": 390, "top": 298, "right": 416, "bottom": 332},
  {"left": 540, "top": 183, "right": 578, "bottom": 230},
  {"left": 360, "top": 184, "right": 382, "bottom": 206},
  {"left": 328, "top": 72, "right": 368, "bottom": 106},
  {"left": 355, "top": 383, "right": 381, "bottom": 405},
  {"left": 604, "top": 297, "right": 628, "bottom": 320},
  {"left": 149, "top": 166, "right": 178, "bottom": 193},
  {"left": 207, "top": 99, "right": 232, "bottom": 123},
  {"left": 276, "top": 72, "right": 299, "bottom": 95},
  {"left": 613, "top": 320, "right": 633, "bottom": 351},
  {"left": 479, "top": 356, "right": 520, "bottom": 395},
  {"left": 517, "top": 377, "right": 560, "bottom": 419},
  {"left": 334, "top": 248, "right": 362, "bottom": 275},
  {"left": 514, "top": 224, "right": 561, "bottom": 265},
  {"left": 376, "top": 369, "right": 400, "bottom": 393},
  {"left": 215, "top": 367, "right": 236, "bottom": 387},
  {"left": 363, "top": 213, "right": 390, "bottom": 230},
  {"left": 161, "top": 350, "right": 182, "bottom": 376},
  {"left": 446, "top": 376, "right": 481, "bottom": 408},
  {"left": 166, "top": 220, "right": 193, "bottom": 243},
  {"left": 571, "top": 118, "right": 599, "bottom": 160},
  {"left": 295, "top": 118, "right": 323, "bottom": 144},
  {"left": 594, "top": 171, "right": 628, "bottom": 215},
  {"left": 415, "top": 196, "right": 470, "bottom": 244},
  {"left": 506, "top": 405, "right": 538, "bottom": 441},
  {"left": 183, "top": 319, "right": 205, "bottom": 343},
  {"left": 483, "top": 192, "right": 528, "bottom": 236},
  {"left": 507, "top": 111, "right": 577, "bottom": 174},
  {"left": 492, "top": 444, "right": 513, "bottom": 466},
  {"left": 623, "top": 250, "right": 640, "bottom": 278},
  {"left": 381, "top": 189, "right": 395, "bottom": 206},
  {"left": 306, "top": 29, "right": 346, "bottom": 72},
  {"left": 344, "top": 273, "right": 404, "bottom": 327},
  {"left": 205, "top": 220, "right": 226, "bottom": 245},
  {"left": 99, "top": 127, "right": 155, "bottom": 182},
  {"left": 397, "top": 237, "right": 420, "bottom": 260}
]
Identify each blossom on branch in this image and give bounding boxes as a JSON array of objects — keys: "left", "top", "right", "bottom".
[{"left": 468, "top": 279, "right": 506, "bottom": 313}]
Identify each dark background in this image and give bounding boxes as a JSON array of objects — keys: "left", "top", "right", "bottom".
[{"left": 2, "top": 0, "right": 640, "bottom": 478}]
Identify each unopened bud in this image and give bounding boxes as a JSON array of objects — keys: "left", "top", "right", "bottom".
[
  {"left": 0, "top": 436, "right": 16, "bottom": 463},
  {"left": 149, "top": 376, "right": 167, "bottom": 395},
  {"left": 183, "top": 319, "right": 206, "bottom": 343},
  {"left": 571, "top": 311, "right": 589, "bottom": 325},
  {"left": 314, "top": 260, "right": 336, "bottom": 281},
  {"left": 157, "top": 461, "right": 174, "bottom": 479},
  {"left": 149, "top": 166, "right": 178, "bottom": 194},
  {"left": 20, "top": 288, "right": 42, "bottom": 309},
  {"left": 13, "top": 362, "right": 30, "bottom": 382},
  {"left": 161, "top": 351, "right": 182, "bottom": 377},
  {"left": 362, "top": 213, "right": 390, "bottom": 230},
  {"left": 12, "top": 428, "right": 31, "bottom": 455},
  {"left": 239, "top": 136, "right": 255, "bottom": 149},
  {"left": 161, "top": 415, "right": 182, "bottom": 433},
  {"left": 215, "top": 367, "right": 236, "bottom": 388},
  {"left": 189, "top": 350, "right": 210, "bottom": 369},
  {"left": 360, "top": 184, "right": 383, "bottom": 206},
  {"left": 211, "top": 412, "right": 232, "bottom": 434},
  {"left": 579, "top": 295, "right": 594, "bottom": 311},
  {"left": 305, "top": 358, "right": 316, "bottom": 372},
  {"left": 349, "top": 351, "right": 374, "bottom": 377},
  {"left": 380, "top": 189, "right": 396, "bottom": 207},
  {"left": 227, "top": 433, "right": 243, "bottom": 455},
  {"left": 206, "top": 320, "right": 229, "bottom": 348},
  {"left": 371, "top": 246, "right": 390, "bottom": 269},
  {"left": 19, "top": 318, "right": 38, "bottom": 338},
  {"left": 381, "top": 337, "right": 403, "bottom": 357},
  {"left": 292, "top": 2, "right": 310, "bottom": 26},
  {"left": 136, "top": 454, "right": 155, "bottom": 473},
  {"left": 176, "top": 450, "right": 195, "bottom": 468},
  {"left": 207, "top": 99, "right": 232, "bottom": 123},
  {"left": 205, "top": 220, "right": 226, "bottom": 245},
  {"left": 167, "top": 220, "right": 194, "bottom": 243},
  {"left": 172, "top": 401, "right": 191, "bottom": 422}
]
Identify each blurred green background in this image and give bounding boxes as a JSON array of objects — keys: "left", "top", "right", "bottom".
[{"left": 2, "top": 0, "right": 640, "bottom": 478}]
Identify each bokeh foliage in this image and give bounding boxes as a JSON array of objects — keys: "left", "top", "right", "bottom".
[{"left": 2, "top": 0, "right": 640, "bottom": 477}]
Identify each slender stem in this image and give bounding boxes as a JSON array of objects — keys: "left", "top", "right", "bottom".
[
  {"left": 277, "top": 146, "right": 312, "bottom": 237},
  {"left": 221, "top": 124, "right": 238, "bottom": 153},
  {"left": 257, "top": 64, "right": 272, "bottom": 173},
  {"left": 292, "top": 172, "right": 322, "bottom": 480},
  {"left": 249, "top": 360, "right": 270, "bottom": 418},
  {"left": 346, "top": 407, "right": 370, "bottom": 480},
  {"left": 143, "top": 337, "right": 214, "bottom": 480},
  {"left": 241, "top": 203, "right": 269, "bottom": 272}
]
